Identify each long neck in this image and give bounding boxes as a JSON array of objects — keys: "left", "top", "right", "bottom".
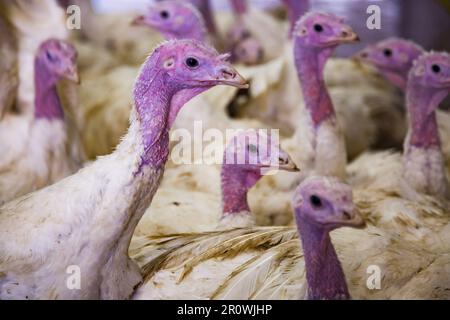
[
  {"left": 230, "top": 0, "right": 247, "bottom": 16},
  {"left": 34, "top": 59, "right": 64, "bottom": 120},
  {"left": 297, "top": 220, "right": 350, "bottom": 300},
  {"left": 133, "top": 67, "right": 205, "bottom": 172},
  {"left": 221, "top": 165, "right": 260, "bottom": 216},
  {"left": 166, "top": 22, "right": 207, "bottom": 42},
  {"left": 405, "top": 83, "right": 442, "bottom": 150},
  {"left": 295, "top": 45, "right": 336, "bottom": 127},
  {"left": 283, "top": 0, "right": 309, "bottom": 36}
]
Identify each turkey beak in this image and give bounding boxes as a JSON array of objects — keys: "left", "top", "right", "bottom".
[
  {"left": 64, "top": 66, "right": 80, "bottom": 84},
  {"left": 216, "top": 65, "right": 249, "bottom": 89},
  {"left": 278, "top": 156, "right": 300, "bottom": 172},
  {"left": 341, "top": 208, "right": 365, "bottom": 229},
  {"left": 339, "top": 29, "right": 360, "bottom": 44}
]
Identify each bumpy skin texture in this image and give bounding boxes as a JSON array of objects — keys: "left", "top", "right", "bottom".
[
  {"left": 0, "top": 39, "right": 81, "bottom": 205},
  {"left": 293, "top": 177, "right": 364, "bottom": 300},
  {"left": 133, "top": 1, "right": 207, "bottom": 42},
  {"left": 0, "top": 40, "right": 247, "bottom": 300}
]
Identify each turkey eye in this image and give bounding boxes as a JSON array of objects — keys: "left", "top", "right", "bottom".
[
  {"left": 383, "top": 48, "right": 392, "bottom": 57},
  {"left": 160, "top": 10, "right": 169, "bottom": 19},
  {"left": 46, "top": 51, "right": 56, "bottom": 62},
  {"left": 432, "top": 64, "right": 441, "bottom": 73},
  {"left": 313, "top": 24, "right": 323, "bottom": 32},
  {"left": 185, "top": 57, "right": 199, "bottom": 68},
  {"left": 310, "top": 195, "right": 322, "bottom": 208}
]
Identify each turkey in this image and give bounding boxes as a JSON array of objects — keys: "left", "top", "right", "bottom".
[
  {"left": 248, "top": 12, "right": 359, "bottom": 226},
  {"left": 0, "top": 39, "right": 82, "bottom": 205},
  {"left": 79, "top": 0, "right": 266, "bottom": 158},
  {"left": 132, "top": 1, "right": 208, "bottom": 43},
  {"left": 234, "top": 3, "right": 404, "bottom": 158},
  {"left": 134, "top": 129, "right": 298, "bottom": 236},
  {"left": 0, "top": 39, "right": 247, "bottom": 300},
  {"left": 349, "top": 51, "right": 450, "bottom": 202},
  {"left": 2, "top": 0, "right": 69, "bottom": 116},
  {"left": 355, "top": 37, "right": 450, "bottom": 166},
  {"left": 131, "top": 177, "right": 450, "bottom": 300}
]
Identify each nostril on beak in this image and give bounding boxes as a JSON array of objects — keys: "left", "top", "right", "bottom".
[
  {"left": 221, "top": 69, "right": 236, "bottom": 80},
  {"left": 341, "top": 30, "right": 349, "bottom": 37},
  {"left": 279, "top": 157, "right": 287, "bottom": 164}
]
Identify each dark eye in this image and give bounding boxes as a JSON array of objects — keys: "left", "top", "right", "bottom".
[
  {"left": 185, "top": 57, "right": 199, "bottom": 68},
  {"left": 383, "top": 48, "right": 392, "bottom": 57},
  {"left": 160, "top": 10, "right": 169, "bottom": 19},
  {"left": 46, "top": 51, "right": 56, "bottom": 62},
  {"left": 432, "top": 64, "right": 441, "bottom": 73},
  {"left": 310, "top": 195, "right": 322, "bottom": 208},
  {"left": 313, "top": 24, "right": 323, "bottom": 32}
]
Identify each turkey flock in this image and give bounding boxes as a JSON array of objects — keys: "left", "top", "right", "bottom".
[{"left": 0, "top": 0, "right": 450, "bottom": 300}]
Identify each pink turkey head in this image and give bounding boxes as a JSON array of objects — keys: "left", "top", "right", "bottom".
[
  {"left": 294, "top": 12, "right": 359, "bottom": 49},
  {"left": 145, "top": 40, "right": 248, "bottom": 91},
  {"left": 357, "top": 38, "right": 424, "bottom": 90},
  {"left": 292, "top": 176, "right": 365, "bottom": 231},
  {"left": 408, "top": 51, "right": 450, "bottom": 113},
  {"left": 132, "top": 1, "right": 207, "bottom": 41},
  {"left": 224, "top": 129, "right": 299, "bottom": 174},
  {"left": 36, "top": 39, "right": 79, "bottom": 84}
]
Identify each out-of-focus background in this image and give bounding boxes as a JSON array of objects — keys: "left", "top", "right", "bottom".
[{"left": 92, "top": 0, "right": 450, "bottom": 55}]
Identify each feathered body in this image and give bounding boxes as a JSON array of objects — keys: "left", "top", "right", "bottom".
[{"left": 0, "top": 40, "right": 248, "bottom": 299}]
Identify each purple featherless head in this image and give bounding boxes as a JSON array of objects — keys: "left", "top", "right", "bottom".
[
  {"left": 37, "top": 39, "right": 79, "bottom": 84},
  {"left": 137, "top": 40, "right": 248, "bottom": 92},
  {"left": 356, "top": 38, "right": 424, "bottom": 89},
  {"left": 224, "top": 129, "right": 299, "bottom": 174},
  {"left": 409, "top": 51, "right": 450, "bottom": 92},
  {"left": 132, "top": 1, "right": 207, "bottom": 41},
  {"left": 292, "top": 176, "right": 365, "bottom": 231},
  {"left": 294, "top": 12, "right": 359, "bottom": 49}
]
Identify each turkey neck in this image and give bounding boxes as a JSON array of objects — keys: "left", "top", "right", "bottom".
[
  {"left": 133, "top": 68, "right": 207, "bottom": 173},
  {"left": 402, "top": 81, "right": 449, "bottom": 197},
  {"left": 296, "top": 220, "right": 350, "bottom": 300},
  {"left": 230, "top": 0, "right": 248, "bottom": 16},
  {"left": 167, "top": 20, "right": 207, "bottom": 42},
  {"left": 283, "top": 0, "right": 310, "bottom": 36},
  {"left": 221, "top": 165, "right": 260, "bottom": 216},
  {"left": 34, "top": 58, "right": 64, "bottom": 120},
  {"left": 405, "top": 83, "right": 442, "bottom": 150},
  {"left": 295, "top": 44, "right": 336, "bottom": 127},
  {"left": 195, "top": 0, "right": 217, "bottom": 36}
]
